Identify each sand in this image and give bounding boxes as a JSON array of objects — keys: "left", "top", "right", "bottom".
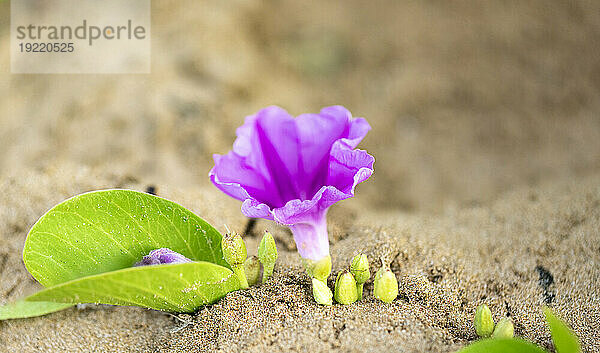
[
  {"left": 0, "top": 166, "right": 598, "bottom": 352},
  {"left": 1, "top": 0, "right": 600, "bottom": 352}
]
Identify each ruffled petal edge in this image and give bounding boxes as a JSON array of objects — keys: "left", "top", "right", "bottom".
[
  {"left": 208, "top": 162, "right": 252, "bottom": 202},
  {"left": 217, "top": 149, "right": 373, "bottom": 226},
  {"left": 210, "top": 105, "right": 374, "bottom": 227},
  {"left": 272, "top": 146, "right": 374, "bottom": 225}
]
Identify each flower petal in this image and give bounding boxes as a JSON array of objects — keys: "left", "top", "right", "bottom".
[
  {"left": 241, "top": 198, "right": 274, "bottom": 220},
  {"left": 320, "top": 106, "right": 371, "bottom": 148},
  {"left": 296, "top": 110, "right": 349, "bottom": 197},
  {"left": 255, "top": 108, "right": 301, "bottom": 204},
  {"left": 288, "top": 211, "right": 329, "bottom": 260},
  {"left": 229, "top": 106, "right": 301, "bottom": 207},
  {"left": 209, "top": 152, "right": 282, "bottom": 207},
  {"left": 135, "top": 248, "right": 192, "bottom": 266},
  {"left": 272, "top": 142, "right": 374, "bottom": 225},
  {"left": 328, "top": 141, "right": 375, "bottom": 193}
]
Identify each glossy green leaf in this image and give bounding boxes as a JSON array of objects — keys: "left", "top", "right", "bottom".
[
  {"left": 0, "top": 300, "right": 73, "bottom": 320},
  {"left": 23, "top": 189, "right": 228, "bottom": 287},
  {"left": 0, "top": 189, "right": 240, "bottom": 320},
  {"left": 26, "top": 262, "right": 239, "bottom": 313},
  {"left": 456, "top": 338, "right": 548, "bottom": 353},
  {"left": 544, "top": 308, "right": 581, "bottom": 353}
]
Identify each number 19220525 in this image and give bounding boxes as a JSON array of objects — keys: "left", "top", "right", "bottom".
[{"left": 19, "top": 42, "right": 74, "bottom": 52}]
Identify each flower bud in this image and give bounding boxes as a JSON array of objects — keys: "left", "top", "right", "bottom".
[
  {"left": 135, "top": 248, "right": 192, "bottom": 266},
  {"left": 312, "top": 278, "right": 333, "bottom": 306},
  {"left": 334, "top": 271, "right": 358, "bottom": 305},
  {"left": 244, "top": 256, "right": 260, "bottom": 286},
  {"left": 302, "top": 255, "right": 332, "bottom": 282},
  {"left": 221, "top": 231, "right": 248, "bottom": 288},
  {"left": 222, "top": 231, "right": 247, "bottom": 267},
  {"left": 492, "top": 318, "right": 514, "bottom": 339},
  {"left": 373, "top": 266, "right": 398, "bottom": 303},
  {"left": 258, "top": 231, "right": 278, "bottom": 282},
  {"left": 350, "top": 254, "right": 370, "bottom": 300},
  {"left": 474, "top": 304, "right": 494, "bottom": 338},
  {"left": 350, "top": 254, "right": 370, "bottom": 284}
]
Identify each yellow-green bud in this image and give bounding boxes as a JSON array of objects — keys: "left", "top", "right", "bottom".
[
  {"left": 312, "top": 278, "right": 333, "bottom": 306},
  {"left": 350, "top": 254, "right": 370, "bottom": 283},
  {"left": 492, "top": 318, "right": 514, "bottom": 339},
  {"left": 244, "top": 256, "right": 260, "bottom": 286},
  {"left": 474, "top": 304, "right": 494, "bottom": 338},
  {"left": 222, "top": 232, "right": 247, "bottom": 267},
  {"left": 373, "top": 266, "right": 398, "bottom": 303},
  {"left": 334, "top": 271, "right": 358, "bottom": 305},
  {"left": 221, "top": 231, "right": 248, "bottom": 289},
  {"left": 302, "top": 255, "right": 332, "bottom": 282},
  {"left": 350, "top": 254, "right": 370, "bottom": 300},
  {"left": 258, "top": 231, "right": 278, "bottom": 282}
]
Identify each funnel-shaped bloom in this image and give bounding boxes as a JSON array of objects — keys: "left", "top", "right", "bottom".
[{"left": 210, "top": 106, "right": 374, "bottom": 261}]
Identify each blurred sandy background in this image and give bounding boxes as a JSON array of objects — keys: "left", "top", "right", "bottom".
[
  {"left": 1, "top": 1, "right": 600, "bottom": 352},
  {"left": 1, "top": 0, "right": 599, "bottom": 212}
]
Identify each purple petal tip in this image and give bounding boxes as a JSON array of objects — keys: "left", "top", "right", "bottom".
[{"left": 135, "top": 248, "right": 193, "bottom": 266}]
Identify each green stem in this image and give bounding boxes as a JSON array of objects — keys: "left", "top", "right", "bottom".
[
  {"left": 233, "top": 266, "right": 249, "bottom": 289},
  {"left": 356, "top": 283, "right": 364, "bottom": 301},
  {"left": 262, "top": 263, "right": 274, "bottom": 282}
]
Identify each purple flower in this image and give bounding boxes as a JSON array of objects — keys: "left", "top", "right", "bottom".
[
  {"left": 209, "top": 106, "right": 374, "bottom": 262},
  {"left": 135, "top": 248, "right": 193, "bottom": 266}
]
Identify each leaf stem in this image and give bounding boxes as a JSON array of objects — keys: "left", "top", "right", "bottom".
[
  {"left": 356, "top": 283, "right": 364, "bottom": 300},
  {"left": 262, "top": 263, "right": 274, "bottom": 283},
  {"left": 233, "top": 266, "right": 249, "bottom": 289}
]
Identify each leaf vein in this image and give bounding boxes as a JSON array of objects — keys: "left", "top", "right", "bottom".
[{"left": 51, "top": 210, "right": 138, "bottom": 261}]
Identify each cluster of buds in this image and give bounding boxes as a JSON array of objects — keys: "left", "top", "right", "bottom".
[
  {"left": 311, "top": 254, "right": 399, "bottom": 305},
  {"left": 474, "top": 304, "right": 514, "bottom": 339},
  {"left": 221, "top": 229, "right": 278, "bottom": 289}
]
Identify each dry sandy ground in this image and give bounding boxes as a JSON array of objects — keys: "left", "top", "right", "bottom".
[
  {"left": 1, "top": 0, "right": 600, "bottom": 352},
  {"left": 0, "top": 166, "right": 598, "bottom": 352}
]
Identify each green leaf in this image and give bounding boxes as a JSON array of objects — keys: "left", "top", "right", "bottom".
[
  {"left": 456, "top": 338, "right": 548, "bottom": 353},
  {"left": 26, "top": 262, "right": 239, "bottom": 313},
  {"left": 23, "top": 189, "right": 228, "bottom": 287},
  {"left": 4, "top": 189, "right": 240, "bottom": 319},
  {"left": 544, "top": 308, "right": 581, "bottom": 353},
  {"left": 0, "top": 300, "right": 73, "bottom": 320}
]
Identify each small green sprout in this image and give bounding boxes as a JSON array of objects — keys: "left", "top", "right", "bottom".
[
  {"left": 458, "top": 307, "right": 581, "bottom": 353},
  {"left": 474, "top": 304, "right": 494, "bottom": 338},
  {"left": 244, "top": 256, "right": 260, "bottom": 286},
  {"left": 221, "top": 230, "right": 249, "bottom": 289},
  {"left": 373, "top": 262, "right": 398, "bottom": 303},
  {"left": 302, "top": 255, "right": 332, "bottom": 282},
  {"left": 334, "top": 271, "right": 358, "bottom": 305},
  {"left": 258, "top": 231, "right": 278, "bottom": 282},
  {"left": 544, "top": 307, "right": 581, "bottom": 353},
  {"left": 312, "top": 278, "right": 333, "bottom": 306},
  {"left": 350, "top": 254, "right": 370, "bottom": 300},
  {"left": 492, "top": 318, "right": 514, "bottom": 339}
]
